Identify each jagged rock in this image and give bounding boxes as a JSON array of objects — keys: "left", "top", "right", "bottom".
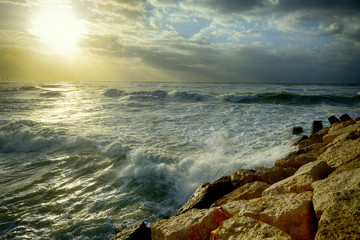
[
  {"left": 177, "top": 176, "right": 233, "bottom": 214},
  {"left": 318, "top": 135, "right": 360, "bottom": 168},
  {"left": 340, "top": 114, "right": 351, "bottom": 121},
  {"left": 151, "top": 207, "right": 231, "bottom": 240},
  {"left": 111, "top": 221, "right": 151, "bottom": 240},
  {"left": 275, "top": 142, "right": 324, "bottom": 169},
  {"left": 312, "top": 168, "right": 360, "bottom": 239},
  {"left": 262, "top": 160, "right": 333, "bottom": 196},
  {"left": 211, "top": 181, "right": 270, "bottom": 207},
  {"left": 328, "top": 115, "right": 340, "bottom": 125},
  {"left": 221, "top": 191, "right": 316, "bottom": 240},
  {"left": 289, "top": 135, "right": 308, "bottom": 146},
  {"left": 230, "top": 166, "right": 296, "bottom": 188},
  {"left": 311, "top": 120, "right": 323, "bottom": 135},
  {"left": 298, "top": 127, "right": 329, "bottom": 149},
  {"left": 292, "top": 126, "right": 304, "bottom": 135},
  {"left": 210, "top": 215, "right": 291, "bottom": 240},
  {"left": 330, "top": 157, "right": 360, "bottom": 176},
  {"left": 323, "top": 120, "right": 358, "bottom": 145}
]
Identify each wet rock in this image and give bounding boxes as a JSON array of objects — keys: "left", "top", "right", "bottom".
[
  {"left": 211, "top": 181, "right": 270, "bottom": 207},
  {"left": 328, "top": 115, "right": 340, "bottom": 125},
  {"left": 222, "top": 191, "right": 316, "bottom": 240},
  {"left": 177, "top": 176, "right": 233, "bottom": 214},
  {"left": 262, "top": 160, "right": 333, "bottom": 197},
  {"left": 298, "top": 127, "right": 329, "bottom": 149},
  {"left": 111, "top": 221, "right": 151, "bottom": 240},
  {"left": 210, "top": 215, "right": 291, "bottom": 240},
  {"left": 275, "top": 142, "right": 324, "bottom": 169},
  {"left": 151, "top": 207, "right": 231, "bottom": 240},
  {"left": 311, "top": 120, "right": 323, "bottom": 135},
  {"left": 230, "top": 166, "right": 296, "bottom": 188},
  {"left": 340, "top": 113, "right": 351, "bottom": 121},
  {"left": 292, "top": 126, "right": 304, "bottom": 135},
  {"left": 312, "top": 168, "right": 360, "bottom": 239},
  {"left": 289, "top": 135, "right": 308, "bottom": 146}
]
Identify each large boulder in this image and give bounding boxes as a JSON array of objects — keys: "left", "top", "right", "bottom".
[
  {"left": 221, "top": 191, "right": 316, "bottom": 240},
  {"left": 317, "top": 135, "right": 360, "bottom": 168},
  {"left": 151, "top": 207, "right": 231, "bottom": 240},
  {"left": 230, "top": 166, "right": 296, "bottom": 188},
  {"left": 312, "top": 168, "right": 360, "bottom": 239},
  {"left": 111, "top": 221, "right": 151, "bottom": 240},
  {"left": 322, "top": 120, "right": 358, "bottom": 145},
  {"left": 177, "top": 176, "right": 233, "bottom": 214},
  {"left": 210, "top": 215, "right": 291, "bottom": 240},
  {"left": 211, "top": 181, "right": 270, "bottom": 207},
  {"left": 262, "top": 160, "right": 333, "bottom": 197},
  {"left": 298, "top": 127, "right": 329, "bottom": 149}
]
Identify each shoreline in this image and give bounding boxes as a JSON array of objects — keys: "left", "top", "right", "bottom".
[{"left": 111, "top": 114, "right": 360, "bottom": 240}]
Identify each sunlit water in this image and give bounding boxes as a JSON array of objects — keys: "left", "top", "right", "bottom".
[{"left": 1, "top": 81, "right": 359, "bottom": 239}]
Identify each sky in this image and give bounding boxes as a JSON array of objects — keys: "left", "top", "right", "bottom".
[{"left": 0, "top": 0, "right": 360, "bottom": 83}]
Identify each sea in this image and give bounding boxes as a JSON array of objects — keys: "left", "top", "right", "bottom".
[{"left": 0, "top": 81, "right": 359, "bottom": 239}]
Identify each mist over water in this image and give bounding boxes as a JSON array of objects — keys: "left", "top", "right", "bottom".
[{"left": 1, "top": 81, "right": 359, "bottom": 239}]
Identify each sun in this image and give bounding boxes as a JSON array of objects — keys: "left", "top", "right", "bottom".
[{"left": 31, "top": 6, "right": 86, "bottom": 56}]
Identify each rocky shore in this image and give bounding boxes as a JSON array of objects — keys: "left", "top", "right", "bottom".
[{"left": 111, "top": 115, "right": 360, "bottom": 240}]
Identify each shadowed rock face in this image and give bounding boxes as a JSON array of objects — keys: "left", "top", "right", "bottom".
[
  {"left": 111, "top": 221, "right": 151, "bottom": 240},
  {"left": 177, "top": 176, "right": 234, "bottom": 214}
]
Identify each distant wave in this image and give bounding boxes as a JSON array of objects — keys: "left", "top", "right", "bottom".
[
  {"left": 103, "top": 89, "right": 124, "bottom": 97},
  {"left": 39, "top": 91, "right": 63, "bottom": 98},
  {"left": 221, "top": 92, "right": 360, "bottom": 106},
  {"left": 18, "top": 86, "right": 39, "bottom": 91},
  {"left": 102, "top": 88, "right": 359, "bottom": 106}
]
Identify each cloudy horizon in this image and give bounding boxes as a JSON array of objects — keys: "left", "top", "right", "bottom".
[{"left": 0, "top": 0, "right": 360, "bottom": 83}]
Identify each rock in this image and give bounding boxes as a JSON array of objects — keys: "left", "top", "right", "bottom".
[
  {"left": 262, "top": 160, "right": 333, "bottom": 196},
  {"left": 312, "top": 167, "right": 360, "bottom": 220},
  {"left": 328, "top": 115, "right": 340, "bottom": 125},
  {"left": 298, "top": 127, "right": 329, "bottom": 149},
  {"left": 311, "top": 120, "right": 323, "bottom": 135},
  {"left": 340, "top": 113, "right": 351, "bottom": 121},
  {"left": 322, "top": 120, "right": 358, "bottom": 145},
  {"left": 222, "top": 191, "right": 316, "bottom": 240},
  {"left": 289, "top": 135, "right": 308, "bottom": 146},
  {"left": 230, "top": 166, "right": 296, "bottom": 188},
  {"left": 210, "top": 215, "right": 291, "bottom": 240},
  {"left": 177, "top": 176, "right": 233, "bottom": 214},
  {"left": 329, "top": 157, "right": 360, "bottom": 176},
  {"left": 111, "top": 221, "right": 151, "bottom": 240},
  {"left": 151, "top": 207, "right": 231, "bottom": 240},
  {"left": 275, "top": 142, "right": 324, "bottom": 169},
  {"left": 317, "top": 136, "right": 360, "bottom": 168},
  {"left": 312, "top": 168, "right": 360, "bottom": 239},
  {"left": 211, "top": 181, "right": 270, "bottom": 207},
  {"left": 292, "top": 126, "right": 304, "bottom": 135}
]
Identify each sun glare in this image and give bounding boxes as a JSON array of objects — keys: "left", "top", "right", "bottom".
[{"left": 31, "top": 6, "right": 86, "bottom": 56}]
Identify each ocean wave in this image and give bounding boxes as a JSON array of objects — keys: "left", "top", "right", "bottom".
[
  {"left": 0, "top": 120, "right": 96, "bottom": 153},
  {"left": 39, "top": 91, "right": 63, "bottom": 98},
  {"left": 103, "top": 89, "right": 124, "bottom": 97},
  {"left": 222, "top": 92, "right": 360, "bottom": 105},
  {"left": 18, "top": 86, "right": 39, "bottom": 91},
  {"left": 168, "top": 91, "right": 214, "bottom": 101}
]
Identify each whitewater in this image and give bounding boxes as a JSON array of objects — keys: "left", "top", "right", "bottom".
[{"left": 0, "top": 81, "right": 359, "bottom": 239}]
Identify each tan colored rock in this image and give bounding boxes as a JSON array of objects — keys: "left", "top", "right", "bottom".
[
  {"left": 312, "top": 168, "right": 360, "bottom": 220},
  {"left": 275, "top": 142, "right": 324, "bottom": 169},
  {"left": 151, "top": 207, "right": 231, "bottom": 240},
  {"left": 262, "top": 160, "right": 333, "bottom": 197},
  {"left": 323, "top": 120, "right": 359, "bottom": 145},
  {"left": 222, "top": 191, "right": 316, "bottom": 240},
  {"left": 211, "top": 181, "right": 270, "bottom": 207},
  {"left": 330, "top": 157, "right": 360, "bottom": 176},
  {"left": 210, "top": 215, "right": 291, "bottom": 240},
  {"left": 312, "top": 168, "right": 360, "bottom": 239},
  {"left": 230, "top": 166, "right": 296, "bottom": 188},
  {"left": 298, "top": 127, "right": 329, "bottom": 149},
  {"left": 317, "top": 137, "right": 360, "bottom": 168}
]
